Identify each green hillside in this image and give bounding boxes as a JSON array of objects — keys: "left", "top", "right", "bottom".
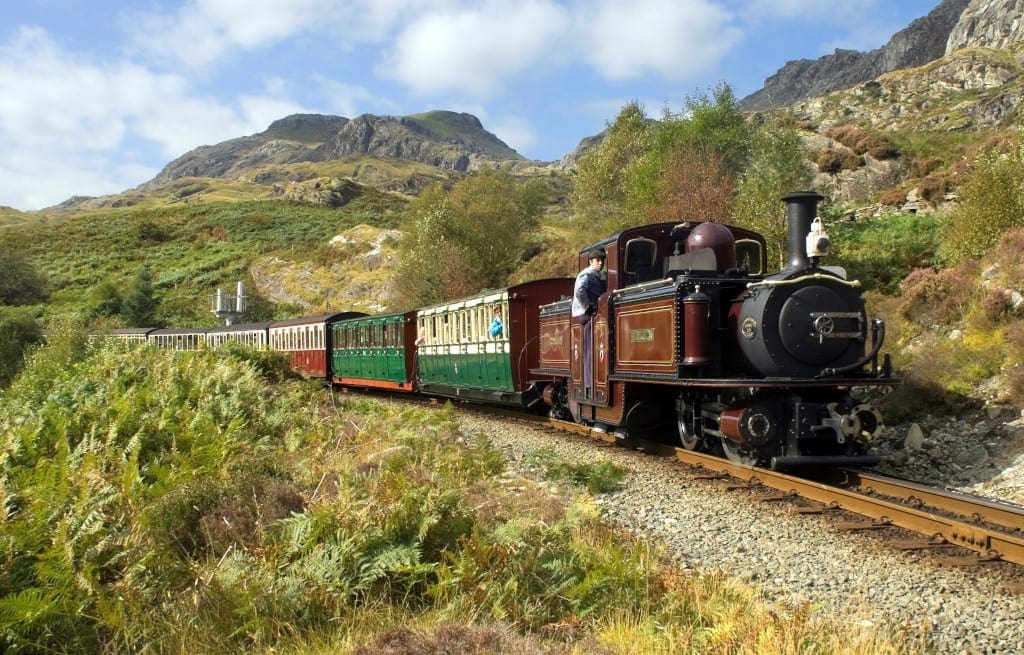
[{"left": 2, "top": 186, "right": 409, "bottom": 326}]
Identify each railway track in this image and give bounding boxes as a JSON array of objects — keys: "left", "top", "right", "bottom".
[
  {"left": 341, "top": 390, "right": 1024, "bottom": 571},
  {"left": 536, "top": 414, "right": 1024, "bottom": 570}
]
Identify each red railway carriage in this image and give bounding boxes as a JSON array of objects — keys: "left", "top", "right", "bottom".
[{"left": 268, "top": 312, "right": 366, "bottom": 381}]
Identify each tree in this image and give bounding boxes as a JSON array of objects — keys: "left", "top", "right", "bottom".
[
  {"left": 572, "top": 85, "right": 755, "bottom": 244},
  {"left": 87, "top": 281, "right": 123, "bottom": 320},
  {"left": 120, "top": 265, "right": 158, "bottom": 327},
  {"left": 390, "top": 170, "right": 546, "bottom": 308},
  {"left": 730, "top": 117, "right": 814, "bottom": 269},
  {"left": 0, "top": 247, "right": 48, "bottom": 306},
  {"left": 643, "top": 148, "right": 735, "bottom": 224},
  {"left": 571, "top": 102, "right": 653, "bottom": 242}
]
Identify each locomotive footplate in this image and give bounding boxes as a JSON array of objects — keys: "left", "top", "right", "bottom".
[{"left": 606, "top": 374, "right": 898, "bottom": 388}]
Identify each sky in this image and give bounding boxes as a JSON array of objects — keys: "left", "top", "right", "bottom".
[{"left": 0, "top": 0, "right": 944, "bottom": 211}]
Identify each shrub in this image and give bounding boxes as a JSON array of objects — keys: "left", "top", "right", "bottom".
[
  {"left": 1007, "top": 321, "right": 1024, "bottom": 405},
  {"left": 915, "top": 169, "right": 955, "bottom": 203},
  {"left": 898, "top": 262, "right": 980, "bottom": 327},
  {"left": 909, "top": 156, "right": 942, "bottom": 178},
  {"left": 0, "top": 307, "right": 42, "bottom": 387},
  {"left": 0, "top": 247, "right": 48, "bottom": 306},
  {"left": 829, "top": 212, "right": 941, "bottom": 294},
  {"left": 940, "top": 142, "right": 1024, "bottom": 263},
  {"left": 817, "top": 148, "right": 844, "bottom": 175},
  {"left": 981, "top": 287, "right": 1015, "bottom": 323},
  {"left": 878, "top": 187, "right": 906, "bottom": 207}
]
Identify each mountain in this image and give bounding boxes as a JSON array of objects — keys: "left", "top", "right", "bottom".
[
  {"left": 740, "top": 0, "right": 971, "bottom": 110},
  {"left": 146, "top": 110, "right": 525, "bottom": 187}
]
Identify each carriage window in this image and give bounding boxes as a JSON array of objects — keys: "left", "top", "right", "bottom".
[{"left": 735, "top": 239, "right": 764, "bottom": 275}]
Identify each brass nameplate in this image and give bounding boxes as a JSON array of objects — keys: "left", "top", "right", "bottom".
[{"left": 631, "top": 328, "right": 655, "bottom": 342}]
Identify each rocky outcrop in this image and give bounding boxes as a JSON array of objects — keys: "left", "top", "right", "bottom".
[
  {"left": 272, "top": 177, "right": 363, "bottom": 207},
  {"left": 146, "top": 136, "right": 315, "bottom": 185},
  {"left": 947, "top": 0, "right": 1024, "bottom": 52},
  {"left": 791, "top": 45, "right": 1024, "bottom": 131},
  {"left": 741, "top": 0, "right": 971, "bottom": 110}
]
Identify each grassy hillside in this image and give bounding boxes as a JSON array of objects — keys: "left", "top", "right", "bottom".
[{"left": 3, "top": 187, "right": 409, "bottom": 325}]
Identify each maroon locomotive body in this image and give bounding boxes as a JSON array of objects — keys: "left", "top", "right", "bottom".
[{"left": 533, "top": 192, "right": 894, "bottom": 468}]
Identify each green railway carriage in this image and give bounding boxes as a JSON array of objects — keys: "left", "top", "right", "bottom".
[
  {"left": 331, "top": 311, "right": 417, "bottom": 391},
  {"left": 415, "top": 279, "right": 574, "bottom": 407}
]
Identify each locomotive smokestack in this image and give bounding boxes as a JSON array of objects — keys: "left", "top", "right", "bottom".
[{"left": 782, "top": 191, "right": 823, "bottom": 270}]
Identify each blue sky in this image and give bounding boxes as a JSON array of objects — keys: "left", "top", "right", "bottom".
[{"left": 1, "top": 0, "right": 942, "bottom": 211}]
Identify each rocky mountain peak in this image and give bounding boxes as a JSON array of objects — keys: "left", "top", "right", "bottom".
[{"left": 145, "top": 110, "right": 522, "bottom": 187}]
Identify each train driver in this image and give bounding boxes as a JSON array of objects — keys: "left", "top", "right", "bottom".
[{"left": 572, "top": 247, "right": 606, "bottom": 397}]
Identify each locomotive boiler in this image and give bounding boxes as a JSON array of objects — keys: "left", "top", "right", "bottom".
[{"left": 533, "top": 191, "right": 895, "bottom": 468}]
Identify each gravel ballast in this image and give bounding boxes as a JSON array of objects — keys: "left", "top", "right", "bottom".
[{"left": 458, "top": 413, "right": 1024, "bottom": 655}]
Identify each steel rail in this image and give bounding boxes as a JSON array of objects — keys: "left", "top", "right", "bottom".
[
  {"left": 670, "top": 447, "right": 1024, "bottom": 567},
  {"left": 809, "top": 468, "right": 1024, "bottom": 534}
]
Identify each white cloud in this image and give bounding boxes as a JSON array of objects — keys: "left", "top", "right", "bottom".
[
  {"left": 127, "top": 0, "right": 330, "bottom": 69},
  {"left": 126, "top": 0, "right": 434, "bottom": 70},
  {"left": 0, "top": 27, "right": 309, "bottom": 209},
  {"left": 486, "top": 115, "right": 538, "bottom": 155},
  {"left": 578, "top": 0, "right": 742, "bottom": 80},
  {"left": 381, "top": 0, "right": 569, "bottom": 97},
  {"left": 313, "top": 76, "right": 402, "bottom": 117}
]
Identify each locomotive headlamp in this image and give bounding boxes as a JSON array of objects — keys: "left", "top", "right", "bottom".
[{"left": 806, "top": 216, "right": 830, "bottom": 258}]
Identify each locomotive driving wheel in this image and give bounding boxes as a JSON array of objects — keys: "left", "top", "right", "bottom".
[
  {"left": 720, "top": 438, "right": 758, "bottom": 466},
  {"left": 677, "top": 407, "right": 702, "bottom": 451}
]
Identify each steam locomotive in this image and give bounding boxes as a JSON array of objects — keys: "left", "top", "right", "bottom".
[
  {"left": 108, "top": 191, "right": 894, "bottom": 469},
  {"left": 534, "top": 191, "right": 894, "bottom": 468}
]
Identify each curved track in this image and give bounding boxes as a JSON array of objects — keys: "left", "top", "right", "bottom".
[
  {"left": 339, "top": 389, "right": 1024, "bottom": 570},
  {"left": 543, "top": 416, "right": 1024, "bottom": 569}
]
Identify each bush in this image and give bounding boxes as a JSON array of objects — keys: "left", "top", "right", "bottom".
[
  {"left": 909, "top": 156, "right": 942, "bottom": 178},
  {"left": 0, "top": 307, "right": 42, "bottom": 387},
  {"left": 899, "top": 262, "right": 980, "bottom": 327},
  {"left": 878, "top": 187, "right": 907, "bottom": 207},
  {"left": 0, "top": 247, "right": 48, "bottom": 306},
  {"left": 940, "top": 142, "right": 1024, "bottom": 263},
  {"left": 915, "top": 169, "right": 955, "bottom": 203}
]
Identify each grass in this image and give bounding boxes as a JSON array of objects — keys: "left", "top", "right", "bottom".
[
  {"left": 4, "top": 190, "right": 409, "bottom": 325},
  {"left": 0, "top": 332, "right": 923, "bottom": 654}
]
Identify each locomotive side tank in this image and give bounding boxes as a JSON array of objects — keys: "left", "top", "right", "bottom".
[{"left": 532, "top": 191, "right": 895, "bottom": 468}]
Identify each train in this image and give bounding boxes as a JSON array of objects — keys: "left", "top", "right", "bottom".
[{"left": 106, "top": 191, "right": 896, "bottom": 469}]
